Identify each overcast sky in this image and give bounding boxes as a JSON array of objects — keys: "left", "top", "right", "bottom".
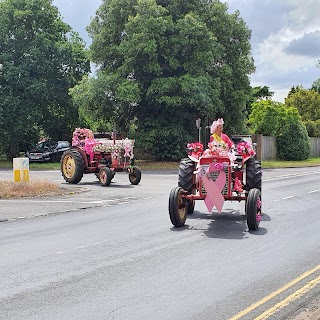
[{"left": 52, "top": 0, "right": 320, "bottom": 102}]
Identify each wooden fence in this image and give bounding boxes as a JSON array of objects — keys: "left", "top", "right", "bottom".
[{"left": 252, "top": 134, "right": 320, "bottom": 160}]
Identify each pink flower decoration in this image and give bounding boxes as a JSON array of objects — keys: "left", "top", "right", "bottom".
[{"left": 214, "top": 162, "right": 224, "bottom": 171}]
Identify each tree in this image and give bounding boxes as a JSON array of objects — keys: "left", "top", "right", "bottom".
[
  {"left": 248, "top": 100, "right": 285, "bottom": 136},
  {"left": 82, "top": 0, "right": 254, "bottom": 159},
  {"left": 285, "top": 88, "right": 320, "bottom": 137},
  {"left": 285, "top": 88, "right": 320, "bottom": 121},
  {"left": 311, "top": 78, "right": 320, "bottom": 93},
  {"left": 246, "top": 85, "right": 274, "bottom": 115},
  {"left": 0, "top": 0, "right": 90, "bottom": 160},
  {"left": 286, "top": 85, "right": 303, "bottom": 99}
]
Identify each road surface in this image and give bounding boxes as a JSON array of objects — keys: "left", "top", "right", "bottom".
[{"left": 0, "top": 167, "right": 319, "bottom": 319}]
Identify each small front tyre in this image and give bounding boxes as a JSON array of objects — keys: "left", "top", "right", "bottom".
[
  {"left": 129, "top": 166, "right": 141, "bottom": 185},
  {"left": 246, "top": 188, "right": 262, "bottom": 230},
  {"left": 169, "top": 187, "right": 187, "bottom": 227},
  {"left": 99, "top": 167, "right": 112, "bottom": 187}
]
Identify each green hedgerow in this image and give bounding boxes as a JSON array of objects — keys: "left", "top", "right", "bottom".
[{"left": 276, "top": 121, "right": 310, "bottom": 161}]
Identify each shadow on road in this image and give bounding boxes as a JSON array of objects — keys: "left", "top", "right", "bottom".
[
  {"left": 187, "top": 209, "right": 270, "bottom": 239},
  {"left": 73, "top": 181, "right": 135, "bottom": 189}
]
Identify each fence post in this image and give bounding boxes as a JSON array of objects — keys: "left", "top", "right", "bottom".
[{"left": 252, "top": 134, "right": 263, "bottom": 161}]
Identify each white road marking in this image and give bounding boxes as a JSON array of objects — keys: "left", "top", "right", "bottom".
[
  {"left": 264, "top": 170, "right": 320, "bottom": 182},
  {"left": 308, "top": 189, "right": 320, "bottom": 194},
  {"left": 282, "top": 196, "right": 294, "bottom": 200}
]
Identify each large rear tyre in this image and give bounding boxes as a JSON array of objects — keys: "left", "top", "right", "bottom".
[
  {"left": 129, "top": 166, "right": 141, "bottom": 185},
  {"left": 178, "top": 158, "right": 196, "bottom": 214},
  {"left": 99, "top": 167, "right": 112, "bottom": 186},
  {"left": 61, "top": 150, "right": 85, "bottom": 184},
  {"left": 246, "top": 188, "right": 262, "bottom": 230},
  {"left": 245, "top": 158, "right": 262, "bottom": 197},
  {"left": 169, "top": 187, "right": 187, "bottom": 227}
]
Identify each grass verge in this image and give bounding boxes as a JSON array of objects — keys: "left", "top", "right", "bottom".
[
  {"left": 262, "top": 158, "right": 320, "bottom": 168},
  {"left": 0, "top": 180, "right": 69, "bottom": 199}
]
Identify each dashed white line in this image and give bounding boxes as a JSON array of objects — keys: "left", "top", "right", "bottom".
[
  {"left": 264, "top": 170, "right": 320, "bottom": 182},
  {"left": 274, "top": 196, "right": 295, "bottom": 201},
  {"left": 308, "top": 189, "right": 320, "bottom": 194}
]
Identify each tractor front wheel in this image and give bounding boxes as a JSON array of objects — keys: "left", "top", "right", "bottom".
[
  {"left": 246, "top": 188, "right": 262, "bottom": 230},
  {"left": 61, "top": 150, "right": 85, "bottom": 184},
  {"left": 178, "top": 158, "right": 196, "bottom": 214},
  {"left": 129, "top": 166, "right": 141, "bottom": 185},
  {"left": 99, "top": 167, "right": 112, "bottom": 186},
  {"left": 169, "top": 187, "right": 187, "bottom": 227}
]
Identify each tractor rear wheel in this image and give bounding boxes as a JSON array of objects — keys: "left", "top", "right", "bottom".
[
  {"left": 246, "top": 188, "right": 262, "bottom": 230},
  {"left": 178, "top": 158, "right": 196, "bottom": 214},
  {"left": 129, "top": 166, "right": 141, "bottom": 185},
  {"left": 245, "top": 158, "right": 262, "bottom": 196},
  {"left": 169, "top": 187, "right": 187, "bottom": 227},
  {"left": 99, "top": 167, "right": 112, "bottom": 186},
  {"left": 61, "top": 150, "right": 85, "bottom": 184}
]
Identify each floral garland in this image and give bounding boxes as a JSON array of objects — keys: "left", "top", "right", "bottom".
[
  {"left": 187, "top": 142, "right": 204, "bottom": 159},
  {"left": 93, "top": 138, "right": 134, "bottom": 156},
  {"left": 203, "top": 141, "right": 229, "bottom": 157},
  {"left": 236, "top": 141, "right": 255, "bottom": 157}
]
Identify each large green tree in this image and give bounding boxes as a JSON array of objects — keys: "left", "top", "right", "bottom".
[
  {"left": 0, "top": 0, "right": 90, "bottom": 160},
  {"left": 248, "top": 100, "right": 285, "bottom": 136},
  {"left": 80, "top": 0, "right": 254, "bottom": 160},
  {"left": 285, "top": 88, "right": 320, "bottom": 137},
  {"left": 248, "top": 100, "right": 310, "bottom": 160},
  {"left": 285, "top": 88, "right": 320, "bottom": 121}
]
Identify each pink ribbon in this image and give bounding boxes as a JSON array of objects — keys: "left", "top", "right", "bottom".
[{"left": 199, "top": 162, "right": 226, "bottom": 213}]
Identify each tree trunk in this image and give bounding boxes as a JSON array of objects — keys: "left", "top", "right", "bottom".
[{"left": 6, "top": 142, "right": 18, "bottom": 162}]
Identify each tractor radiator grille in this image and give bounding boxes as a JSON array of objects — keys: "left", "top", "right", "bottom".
[{"left": 201, "top": 165, "right": 229, "bottom": 196}]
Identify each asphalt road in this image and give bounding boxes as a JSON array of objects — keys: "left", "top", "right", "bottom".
[{"left": 0, "top": 167, "right": 319, "bottom": 320}]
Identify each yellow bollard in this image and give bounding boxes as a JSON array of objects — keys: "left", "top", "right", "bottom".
[{"left": 13, "top": 158, "right": 29, "bottom": 183}]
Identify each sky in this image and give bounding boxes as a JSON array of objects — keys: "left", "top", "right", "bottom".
[{"left": 52, "top": 0, "right": 320, "bottom": 102}]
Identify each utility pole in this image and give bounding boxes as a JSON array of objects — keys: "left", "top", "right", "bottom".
[{"left": 195, "top": 118, "right": 201, "bottom": 143}]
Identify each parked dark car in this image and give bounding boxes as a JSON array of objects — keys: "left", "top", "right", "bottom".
[{"left": 26, "top": 140, "right": 70, "bottom": 162}]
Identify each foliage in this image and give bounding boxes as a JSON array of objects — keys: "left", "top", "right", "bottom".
[
  {"left": 285, "top": 88, "right": 320, "bottom": 137},
  {"left": 246, "top": 86, "right": 274, "bottom": 114},
  {"left": 311, "top": 78, "right": 320, "bottom": 93},
  {"left": 286, "top": 85, "right": 303, "bottom": 98},
  {"left": 248, "top": 100, "right": 286, "bottom": 136},
  {"left": 304, "top": 119, "right": 320, "bottom": 137},
  {"left": 0, "top": 0, "right": 89, "bottom": 160},
  {"left": 248, "top": 99, "right": 310, "bottom": 160},
  {"left": 136, "top": 114, "right": 197, "bottom": 161},
  {"left": 285, "top": 88, "right": 320, "bottom": 122},
  {"left": 80, "top": 0, "right": 255, "bottom": 158},
  {"left": 276, "top": 108, "right": 310, "bottom": 161}
]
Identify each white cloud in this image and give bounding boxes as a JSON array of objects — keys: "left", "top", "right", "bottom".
[
  {"left": 52, "top": 0, "right": 320, "bottom": 102},
  {"left": 227, "top": 0, "right": 320, "bottom": 102}
]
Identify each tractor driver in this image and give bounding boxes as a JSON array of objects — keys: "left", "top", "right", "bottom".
[{"left": 210, "top": 118, "right": 234, "bottom": 149}]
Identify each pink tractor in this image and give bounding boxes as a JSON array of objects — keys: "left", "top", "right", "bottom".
[
  {"left": 168, "top": 137, "right": 262, "bottom": 230},
  {"left": 61, "top": 128, "right": 141, "bottom": 186}
]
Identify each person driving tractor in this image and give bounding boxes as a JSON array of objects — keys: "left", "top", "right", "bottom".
[{"left": 210, "top": 118, "right": 234, "bottom": 149}]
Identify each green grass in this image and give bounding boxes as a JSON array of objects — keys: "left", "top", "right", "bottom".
[
  {"left": 261, "top": 158, "right": 320, "bottom": 168},
  {"left": 1, "top": 158, "right": 320, "bottom": 171}
]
